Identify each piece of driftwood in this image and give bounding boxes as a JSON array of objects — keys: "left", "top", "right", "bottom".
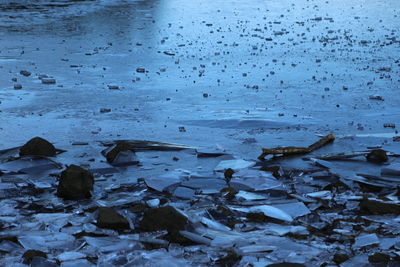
[
  {"left": 258, "top": 134, "right": 335, "bottom": 160},
  {"left": 307, "top": 134, "right": 336, "bottom": 151}
]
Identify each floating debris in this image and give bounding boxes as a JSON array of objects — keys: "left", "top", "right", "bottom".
[{"left": 258, "top": 134, "right": 335, "bottom": 160}]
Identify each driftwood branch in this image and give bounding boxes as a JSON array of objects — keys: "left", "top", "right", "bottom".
[{"left": 258, "top": 134, "right": 335, "bottom": 160}]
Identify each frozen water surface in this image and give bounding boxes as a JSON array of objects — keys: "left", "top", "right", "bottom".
[
  {"left": 0, "top": 0, "right": 400, "bottom": 266},
  {"left": 0, "top": 0, "right": 398, "bottom": 156}
]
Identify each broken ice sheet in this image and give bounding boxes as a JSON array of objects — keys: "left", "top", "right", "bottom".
[
  {"left": 179, "top": 230, "right": 212, "bottom": 245},
  {"left": 57, "top": 251, "right": 86, "bottom": 262},
  {"left": 144, "top": 169, "right": 189, "bottom": 192},
  {"left": 18, "top": 231, "right": 75, "bottom": 251},
  {"left": 139, "top": 249, "right": 191, "bottom": 266},
  {"left": 181, "top": 177, "right": 227, "bottom": 191},
  {"left": 60, "top": 259, "right": 95, "bottom": 267},
  {"left": 96, "top": 191, "right": 143, "bottom": 207},
  {"left": 231, "top": 205, "right": 293, "bottom": 222},
  {"left": 353, "top": 233, "right": 379, "bottom": 249},
  {"left": 84, "top": 236, "right": 138, "bottom": 252},
  {"left": 271, "top": 202, "right": 311, "bottom": 218},
  {"left": 214, "top": 159, "right": 255, "bottom": 172},
  {"left": 0, "top": 156, "right": 62, "bottom": 174},
  {"left": 381, "top": 163, "right": 400, "bottom": 177},
  {"left": 230, "top": 176, "right": 282, "bottom": 192},
  {"left": 306, "top": 190, "right": 332, "bottom": 199},
  {"left": 263, "top": 224, "right": 308, "bottom": 236},
  {"left": 200, "top": 216, "right": 231, "bottom": 231},
  {"left": 0, "top": 240, "right": 23, "bottom": 253},
  {"left": 173, "top": 186, "right": 195, "bottom": 199},
  {"left": 34, "top": 213, "right": 74, "bottom": 231},
  {"left": 146, "top": 198, "right": 160, "bottom": 207},
  {"left": 235, "top": 244, "right": 276, "bottom": 255},
  {"left": 235, "top": 190, "right": 268, "bottom": 201}
]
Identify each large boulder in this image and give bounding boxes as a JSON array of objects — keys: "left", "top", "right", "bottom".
[
  {"left": 19, "top": 137, "right": 56, "bottom": 157},
  {"left": 96, "top": 207, "right": 130, "bottom": 231},
  {"left": 57, "top": 165, "right": 94, "bottom": 200}
]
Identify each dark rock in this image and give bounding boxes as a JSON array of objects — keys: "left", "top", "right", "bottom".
[
  {"left": 224, "top": 168, "right": 235, "bottom": 180},
  {"left": 19, "top": 137, "right": 56, "bottom": 157},
  {"left": 97, "top": 207, "right": 130, "bottom": 231},
  {"left": 216, "top": 250, "right": 242, "bottom": 267},
  {"left": 368, "top": 253, "right": 390, "bottom": 263},
  {"left": 333, "top": 253, "right": 349, "bottom": 264},
  {"left": 130, "top": 203, "right": 147, "bottom": 213},
  {"left": 107, "top": 85, "right": 119, "bottom": 90},
  {"left": 220, "top": 187, "right": 238, "bottom": 200},
  {"left": 57, "top": 165, "right": 94, "bottom": 200},
  {"left": 41, "top": 78, "right": 56, "bottom": 84},
  {"left": 100, "top": 108, "right": 111, "bottom": 113},
  {"left": 14, "top": 84, "right": 22, "bottom": 90},
  {"left": 20, "top": 70, "right": 31, "bottom": 76},
  {"left": 360, "top": 199, "right": 400, "bottom": 214},
  {"left": 139, "top": 206, "right": 187, "bottom": 232},
  {"left": 366, "top": 149, "right": 388, "bottom": 163},
  {"left": 22, "top": 249, "right": 47, "bottom": 264}
]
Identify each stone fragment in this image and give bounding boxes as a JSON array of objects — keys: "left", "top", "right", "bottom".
[
  {"left": 366, "top": 149, "right": 388, "bottom": 163},
  {"left": 20, "top": 137, "right": 56, "bottom": 157},
  {"left": 20, "top": 70, "right": 31, "bottom": 76},
  {"left": 360, "top": 199, "right": 400, "bottom": 214},
  {"left": 41, "top": 78, "right": 56, "bottom": 84},
  {"left": 333, "top": 253, "right": 349, "bottom": 264},
  {"left": 97, "top": 207, "right": 130, "bottom": 231},
  {"left": 368, "top": 253, "right": 390, "bottom": 263},
  {"left": 57, "top": 165, "right": 94, "bottom": 200},
  {"left": 139, "top": 206, "right": 187, "bottom": 232}
]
